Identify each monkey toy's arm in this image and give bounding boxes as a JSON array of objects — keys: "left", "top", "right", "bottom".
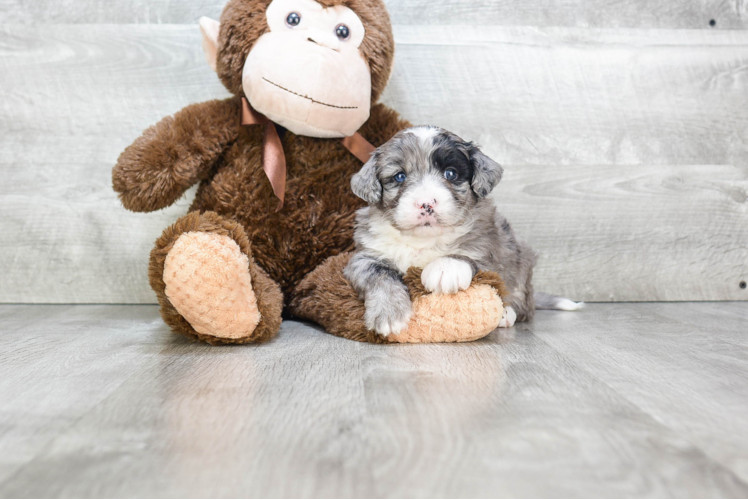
[{"left": 113, "top": 97, "right": 241, "bottom": 213}]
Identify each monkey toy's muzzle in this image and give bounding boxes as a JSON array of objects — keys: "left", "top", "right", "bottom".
[{"left": 242, "top": 31, "right": 372, "bottom": 139}]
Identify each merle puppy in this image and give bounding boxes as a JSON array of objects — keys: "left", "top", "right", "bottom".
[{"left": 345, "top": 126, "right": 581, "bottom": 336}]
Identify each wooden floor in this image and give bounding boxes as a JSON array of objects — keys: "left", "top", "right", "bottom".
[{"left": 0, "top": 304, "right": 746, "bottom": 497}]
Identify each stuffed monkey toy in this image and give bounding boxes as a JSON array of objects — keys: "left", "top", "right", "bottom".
[{"left": 113, "top": 0, "right": 506, "bottom": 345}]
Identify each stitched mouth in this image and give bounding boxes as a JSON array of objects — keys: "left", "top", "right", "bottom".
[{"left": 262, "top": 78, "right": 358, "bottom": 110}]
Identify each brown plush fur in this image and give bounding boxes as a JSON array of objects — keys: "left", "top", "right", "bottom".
[
  {"left": 115, "top": 98, "right": 241, "bottom": 213},
  {"left": 289, "top": 253, "right": 507, "bottom": 344},
  {"left": 290, "top": 253, "right": 388, "bottom": 343},
  {"left": 114, "top": 0, "right": 503, "bottom": 344},
  {"left": 183, "top": 101, "right": 411, "bottom": 301}
]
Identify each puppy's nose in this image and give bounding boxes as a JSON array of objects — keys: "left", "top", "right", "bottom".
[{"left": 416, "top": 199, "right": 437, "bottom": 215}]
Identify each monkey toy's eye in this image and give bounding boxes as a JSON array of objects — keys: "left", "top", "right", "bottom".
[
  {"left": 335, "top": 24, "right": 351, "bottom": 40},
  {"left": 394, "top": 172, "right": 407, "bottom": 183},
  {"left": 444, "top": 168, "right": 458, "bottom": 182},
  {"left": 286, "top": 12, "right": 301, "bottom": 27}
]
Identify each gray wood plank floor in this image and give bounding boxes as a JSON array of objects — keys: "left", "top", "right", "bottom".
[{"left": 1, "top": 304, "right": 747, "bottom": 498}]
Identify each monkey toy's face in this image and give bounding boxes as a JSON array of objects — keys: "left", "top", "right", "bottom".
[
  {"left": 244, "top": 0, "right": 371, "bottom": 138},
  {"left": 201, "top": 0, "right": 378, "bottom": 139}
]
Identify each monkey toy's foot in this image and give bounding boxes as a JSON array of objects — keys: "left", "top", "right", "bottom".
[
  {"left": 290, "top": 253, "right": 507, "bottom": 344},
  {"left": 164, "top": 231, "right": 261, "bottom": 338},
  {"left": 150, "top": 211, "right": 283, "bottom": 345},
  {"left": 387, "top": 268, "right": 506, "bottom": 343}
]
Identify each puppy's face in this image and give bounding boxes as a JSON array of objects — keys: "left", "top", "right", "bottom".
[{"left": 352, "top": 127, "right": 503, "bottom": 236}]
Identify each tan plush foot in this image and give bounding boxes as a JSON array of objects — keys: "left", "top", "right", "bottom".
[
  {"left": 388, "top": 284, "right": 504, "bottom": 344},
  {"left": 163, "top": 232, "right": 261, "bottom": 340}
]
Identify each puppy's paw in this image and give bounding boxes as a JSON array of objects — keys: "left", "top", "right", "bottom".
[
  {"left": 421, "top": 257, "right": 474, "bottom": 295},
  {"left": 364, "top": 287, "right": 413, "bottom": 337},
  {"left": 499, "top": 306, "right": 517, "bottom": 328}
]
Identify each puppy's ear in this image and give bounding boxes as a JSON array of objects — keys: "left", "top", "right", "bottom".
[
  {"left": 469, "top": 146, "right": 503, "bottom": 198},
  {"left": 351, "top": 153, "right": 382, "bottom": 204}
]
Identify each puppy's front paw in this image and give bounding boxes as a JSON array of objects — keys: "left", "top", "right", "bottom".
[
  {"left": 421, "top": 257, "right": 474, "bottom": 295},
  {"left": 364, "top": 287, "right": 413, "bottom": 337},
  {"left": 499, "top": 306, "right": 517, "bottom": 328}
]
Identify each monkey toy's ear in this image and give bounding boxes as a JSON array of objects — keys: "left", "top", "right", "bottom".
[
  {"left": 351, "top": 153, "right": 382, "bottom": 205},
  {"left": 199, "top": 17, "right": 221, "bottom": 72}
]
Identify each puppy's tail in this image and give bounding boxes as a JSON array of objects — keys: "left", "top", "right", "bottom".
[{"left": 534, "top": 292, "right": 585, "bottom": 311}]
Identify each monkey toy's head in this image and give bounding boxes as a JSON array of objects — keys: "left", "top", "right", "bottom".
[{"left": 200, "top": 0, "right": 394, "bottom": 139}]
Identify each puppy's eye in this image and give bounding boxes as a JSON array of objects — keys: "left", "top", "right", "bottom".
[
  {"left": 286, "top": 12, "right": 301, "bottom": 27},
  {"left": 394, "top": 172, "right": 407, "bottom": 183},
  {"left": 335, "top": 24, "right": 351, "bottom": 40},
  {"left": 444, "top": 168, "right": 458, "bottom": 182}
]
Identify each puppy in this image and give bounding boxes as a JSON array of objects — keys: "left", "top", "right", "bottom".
[{"left": 345, "top": 126, "right": 581, "bottom": 337}]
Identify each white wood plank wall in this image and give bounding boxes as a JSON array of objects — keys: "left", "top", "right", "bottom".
[
  {"left": 2, "top": 0, "right": 747, "bottom": 28},
  {"left": 0, "top": 1, "right": 746, "bottom": 303}
]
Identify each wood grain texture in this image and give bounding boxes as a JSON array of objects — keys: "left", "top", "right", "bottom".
[
  {"left": 1, "top": 24, "right": 747, "bottom": 303},
  {"left": 0, "top": 24, "right": 229, "bottom": 303},
  {"left": 385, "top": 26, "right": 748, "bottom": 169},
  {"left": 531, "top": 302, "right": 748, "bottom": 483},
  {"left": 0, "top": 305, "right": 166, "bottom": 486},
  {"left": 496, "top": 164, "right": 748, "bottom": 301},
  {"left": 1, "top": 304, "right": 747, "bottom": 497},
  {"left": 1, "top": 0, "right": 746, "bottom": 28},
  {"left": 387, "top": 0, "right": 748, "bottom": 29}
]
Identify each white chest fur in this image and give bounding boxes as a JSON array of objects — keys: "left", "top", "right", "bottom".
[{"left": 359, "top": 212, "right": 473, "bottom": 273}]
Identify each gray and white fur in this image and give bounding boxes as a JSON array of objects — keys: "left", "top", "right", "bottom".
[{"left": 344, "top": 126, "right": 582, "bottom": 337}]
